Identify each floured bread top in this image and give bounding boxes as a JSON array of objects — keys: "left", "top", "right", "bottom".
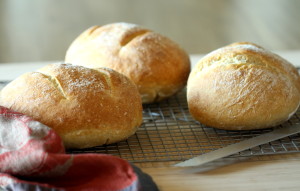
[
  {"left": 65, "top": 22, "right": 191, "bottom": 104},
  {"left": 187, "top": 42, "right": 300, "bottom": 130},
  {"left": 0, "top": 63, "right": 143, "bottom": 148},
  {"left": 192, "top": 42, "right": 300, "bottom": 90}
]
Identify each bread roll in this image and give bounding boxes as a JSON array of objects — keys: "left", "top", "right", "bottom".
[
  {"left": 187, "top": 42, "right": 300, "bottom": 130},
  {"left": 65, "top": 22, "right": 191, "bottom": 104},
  {"left": 0, "top": 63, "right": 143, "bottom": 148}
]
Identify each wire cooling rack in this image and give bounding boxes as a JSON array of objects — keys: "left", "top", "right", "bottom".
[
  {"left": 67, "top": 90, "right": 300, "bottom": 163},
  {"left": 1, "top": 81, "right": 300, "bottom": 165}
]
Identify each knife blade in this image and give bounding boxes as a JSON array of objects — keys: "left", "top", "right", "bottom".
[{"left": 175, "top": 123, "right": 300, "bottom": 167}]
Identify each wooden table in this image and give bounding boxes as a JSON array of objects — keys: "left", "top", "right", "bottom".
[
  {"left": 140, "top": 154, "right": 300, "bottom": 191},
  {"left": 1, "top": 51, "right": 300, "bottom": 191}
]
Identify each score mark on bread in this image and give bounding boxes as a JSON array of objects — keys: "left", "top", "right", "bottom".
[{"left": 38, "top": 72, "right": 68, "bottom": 99}]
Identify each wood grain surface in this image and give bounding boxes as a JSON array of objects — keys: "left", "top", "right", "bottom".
[{"left": 141, "top": 154, "right": 300, "bottom": 191}]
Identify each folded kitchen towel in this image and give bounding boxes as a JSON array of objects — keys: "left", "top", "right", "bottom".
[{"left": 0, "top": 106, "right": 158, "bottom": 191}]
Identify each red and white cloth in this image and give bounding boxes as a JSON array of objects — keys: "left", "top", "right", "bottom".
[{"left": 0, "top": 106, "right": 157, "bottom": 191}]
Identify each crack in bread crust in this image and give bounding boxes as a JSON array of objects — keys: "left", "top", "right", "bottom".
[
  {"left": 93, "top": 68, "right": 114, "bottom": 95},
  {"left": 37, "top": 72, "right": 68, "bottom": 99},
  {"left": 120, "top": 30, "right": 149, "bottom": 47},
  {"left": 87, "top": 25, "right": 101, "bottom": 35}
]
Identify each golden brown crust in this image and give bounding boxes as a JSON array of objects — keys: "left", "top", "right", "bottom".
[
  {"left": 0, "top": 63, "right": 143, "bottom": 148},
  {"left": 187, "top": 42, "right": 300, "bottom": 130},
  {"left": 65, "top": 22, "right": 191, "bottom": 103}
]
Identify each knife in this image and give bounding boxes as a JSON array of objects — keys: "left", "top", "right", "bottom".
[{"left": 175, "top": 123, "right": 300, "bottom": 167}]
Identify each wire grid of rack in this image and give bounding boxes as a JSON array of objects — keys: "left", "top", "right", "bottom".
[
  {"left": 67, "top": 90, "right": 300, "bottom": 163},
  {"left": 1, "top": 81, "right": 300, "bottom": 165}
]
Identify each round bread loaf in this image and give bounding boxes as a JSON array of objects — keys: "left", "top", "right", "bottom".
[
  {"left": 0, "top": 63, "right": 143, "bottom": 148},
  {"left": 65, "top": 22, "right": 191, "bottom": 104},
  {"left": 187, "top": 42, "right": 300, "bottom": 130}
]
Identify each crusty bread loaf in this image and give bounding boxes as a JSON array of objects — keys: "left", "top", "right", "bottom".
[
  {"left": 0, "top": 63, "right": 143, "bottom": 148},
  {"left": 187, "top": 42, "right": 300, "bottom": 130},
  {"left": 65, "top": 22, "right": 191, "bottom": 104}
]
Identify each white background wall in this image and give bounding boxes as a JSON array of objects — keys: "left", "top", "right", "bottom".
[{"left": 1, "top": 0, "right": 300, "bottom": 63}]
